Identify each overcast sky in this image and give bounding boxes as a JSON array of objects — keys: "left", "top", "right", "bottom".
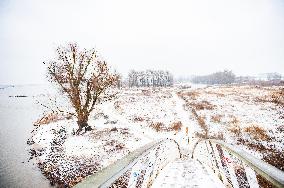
[{"left": 0, "top": 0, "right": 283, "bottom": 84}]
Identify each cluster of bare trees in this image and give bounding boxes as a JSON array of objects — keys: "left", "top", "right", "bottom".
[
  {"left": 128, "top": 70, "right": 173, "bottom": 87},
  {"left": 45, "top": 43, "right": 118, "bottom": 134},
  {"left": 191, "top": 70, "right": 236, "bottom": 84}
]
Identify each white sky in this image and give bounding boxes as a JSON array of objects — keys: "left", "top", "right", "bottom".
[{"left": 0, "top": 0, "right": 283, "bottom": 84}]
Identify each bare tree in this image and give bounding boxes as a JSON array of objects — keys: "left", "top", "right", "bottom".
[{"left": 45, "top": 43, "right": 118, "bottom": 134}]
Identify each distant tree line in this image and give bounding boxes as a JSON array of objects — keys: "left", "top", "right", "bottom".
[
  {"left": 191, "top": 70, "right": 236, "bottom": 84},
  {"left": 128, "top": 70, "right": 173, "bottom": 87}
]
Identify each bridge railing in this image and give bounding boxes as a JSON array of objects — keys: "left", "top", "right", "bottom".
[
  {"left": 74, "top": 138, "right": 181, "bottom": 188},
  {"left": 192, "top": 139, "right": 284, "bottom": 188}
]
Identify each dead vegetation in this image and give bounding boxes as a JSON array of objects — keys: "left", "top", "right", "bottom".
[
  {"left": 243, "top": 125, "right": 270, "bottom": 141},
  {"left": 238, "top": 138, "right": 284, "bottom": 171},
  {"left": 170, "top": 121, "right": 183, "bottom": 131},
  {"left": 191, "top": 108, "right": 209, "bottom": 138},
  {"left": 228, "top": 123, "right": 241, "bottom": 137},
  {"left": 150, "top": 121, "right": 183, "bottom": 132},
  {"left": 230, "top": 115, "right": 239, "bottom": 124},
  {"left": 204, "top": 91, "right": 225, "bottom": 97},
  {"left": 179, "top": 91, "right": 200, "bottom": 100},
  {"left": 210, "top": 114, "right": 223, "bottom": 123},
  {"left": 189, "top": 100, "right": 215, "bottom": 110},
  {"left": 34, "top": 112, "right": 72, "bottom": 126},
  {"left": 255, "top": 88, "right": 284, "bottom": 106},
  {"left": 150, "top": 122, "right": 166, "bottom": 132}
]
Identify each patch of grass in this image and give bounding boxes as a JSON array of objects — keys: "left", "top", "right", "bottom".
[
  {"left": 228, "top": 123, "right": 241, "bottom": 137},
  {"left": 170, "top": 121, "right": 183, "bottom": 132},
  {"left": 229, "top": 115, "right": 239, "bottom": 124},
  {"left": 205, "top": 91, "right": 225, "bottom": 97},
  {"left": 34, "top": 112, "right": 71, "bottom": 126},
  {"left": 238, "top": 138, "right": 284, "bottom": 171},
  {"left": 150, "top": 122, "right": 165, "bottom": 132},
  {"left": 189, "top": 100, "right": 215, "bottom": 110},
  {"left": 243, "top": 125, "right": 270, "bottom": 141},
  {"left": 191, "top": 108, "right": 209, "bottom": 138},
  {"left": 255, "top": 88, "right": 284, "bottom": 106},
  {"left": 271, "top": 88, "right": 284, "bottom": 106},
  {"left": 210, "top": 114, "right": 223, "bottom": 123},
  {"left": 183, "top": 91, "right": 200, "bottom": 100}
]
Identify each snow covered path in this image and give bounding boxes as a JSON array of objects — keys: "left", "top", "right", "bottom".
[
  {"left": 152, "top": 158, "right": 224, "bottom": 188},
  {"left": 172, "top": 92, "right": 198, "bottom": 153}
]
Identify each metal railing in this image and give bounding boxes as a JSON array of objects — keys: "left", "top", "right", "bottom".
[
  {"left": 192, "top": 139, "right": 284, "bottom": 188},
  {"left": 74, "top": 138, "right": 181, "bottom": 188}
]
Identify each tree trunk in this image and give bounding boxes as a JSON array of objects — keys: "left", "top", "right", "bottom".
[{"left": 76, "top": 115, "right": 92, "bottom": 134}]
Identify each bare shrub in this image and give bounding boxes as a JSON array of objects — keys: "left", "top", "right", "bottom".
[
  {"left": 210, "top": 114, "right": 223, "bottom": 123},
  {"left": 150, "top": 122, "right": 165, "bottom": 132},
  {"left": 243, "top": 125, "right": 269, "bottom": 141},
  {"left": 170, "top": 121, "right": 183, "bottom": 131}
]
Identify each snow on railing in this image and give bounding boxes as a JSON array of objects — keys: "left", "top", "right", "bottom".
[
  {"left": 192, "top": 139, "right": 284, "bottom": 188},
  {"left": 74, "top": 138, "right": 181, "bottom": 188}
]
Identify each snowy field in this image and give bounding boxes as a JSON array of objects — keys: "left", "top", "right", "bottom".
[{"left": 27, "top": 84, "right": 284, "bottom": 187}]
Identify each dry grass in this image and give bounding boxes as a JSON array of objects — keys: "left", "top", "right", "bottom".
[
  {"left": 210, "top": 114, "right": 223, "bottom": 123},
  {"left": 189, "top": 100, "right": 215, "bottom": 111},
  {"left": 205, "top": 91, "right": 225, "bottom": 97},
  {"left": 191, "top": 108, "right": 209, "bottom": 138},
  {"left": 34, "top": 112, "right": 71, "bottom": 126},
  {"left": 170, "top": 121, "right": 183, "bottom": 131},
  {"left": 150, "top": 122, "right": 165, "bottom": 132},
  {"left": 271, "top": 88, "right": 284, "bottom": 106},
  {"left": 229, "top": 115, "right": 239, "bottom": 124},
  {"left": 238, "top": 138, "right": 284, "bottom": 171},
  {"left": 178, "top": 91, "right": 200, "bottom": 100},
  {"left": 255, "top": 88, "right": 284, "bottom": 106},
  {"left": 243, "top": 125, "right": 270, "bottom": 141},
  {"left": 228, "top": 123, "right": 241, "bottom": 137}
]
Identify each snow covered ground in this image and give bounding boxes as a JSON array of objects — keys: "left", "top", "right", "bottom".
[
  {"left": 152, "top": 157, "right": 224, "bottom": 188},
  {"left": 28, "top": 84, "right": 284, "bottom": 187},
  {"left": 177, "top": 85, "right": 284, "bottom": 169}
]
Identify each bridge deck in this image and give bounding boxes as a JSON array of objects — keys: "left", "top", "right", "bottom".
[{"left": 152, "top": 158, "right": 224, "bottom": 188}]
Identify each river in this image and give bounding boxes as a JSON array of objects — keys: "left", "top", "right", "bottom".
[{"left": 0, "top": 85, "right": 52, "bottom": 188}]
